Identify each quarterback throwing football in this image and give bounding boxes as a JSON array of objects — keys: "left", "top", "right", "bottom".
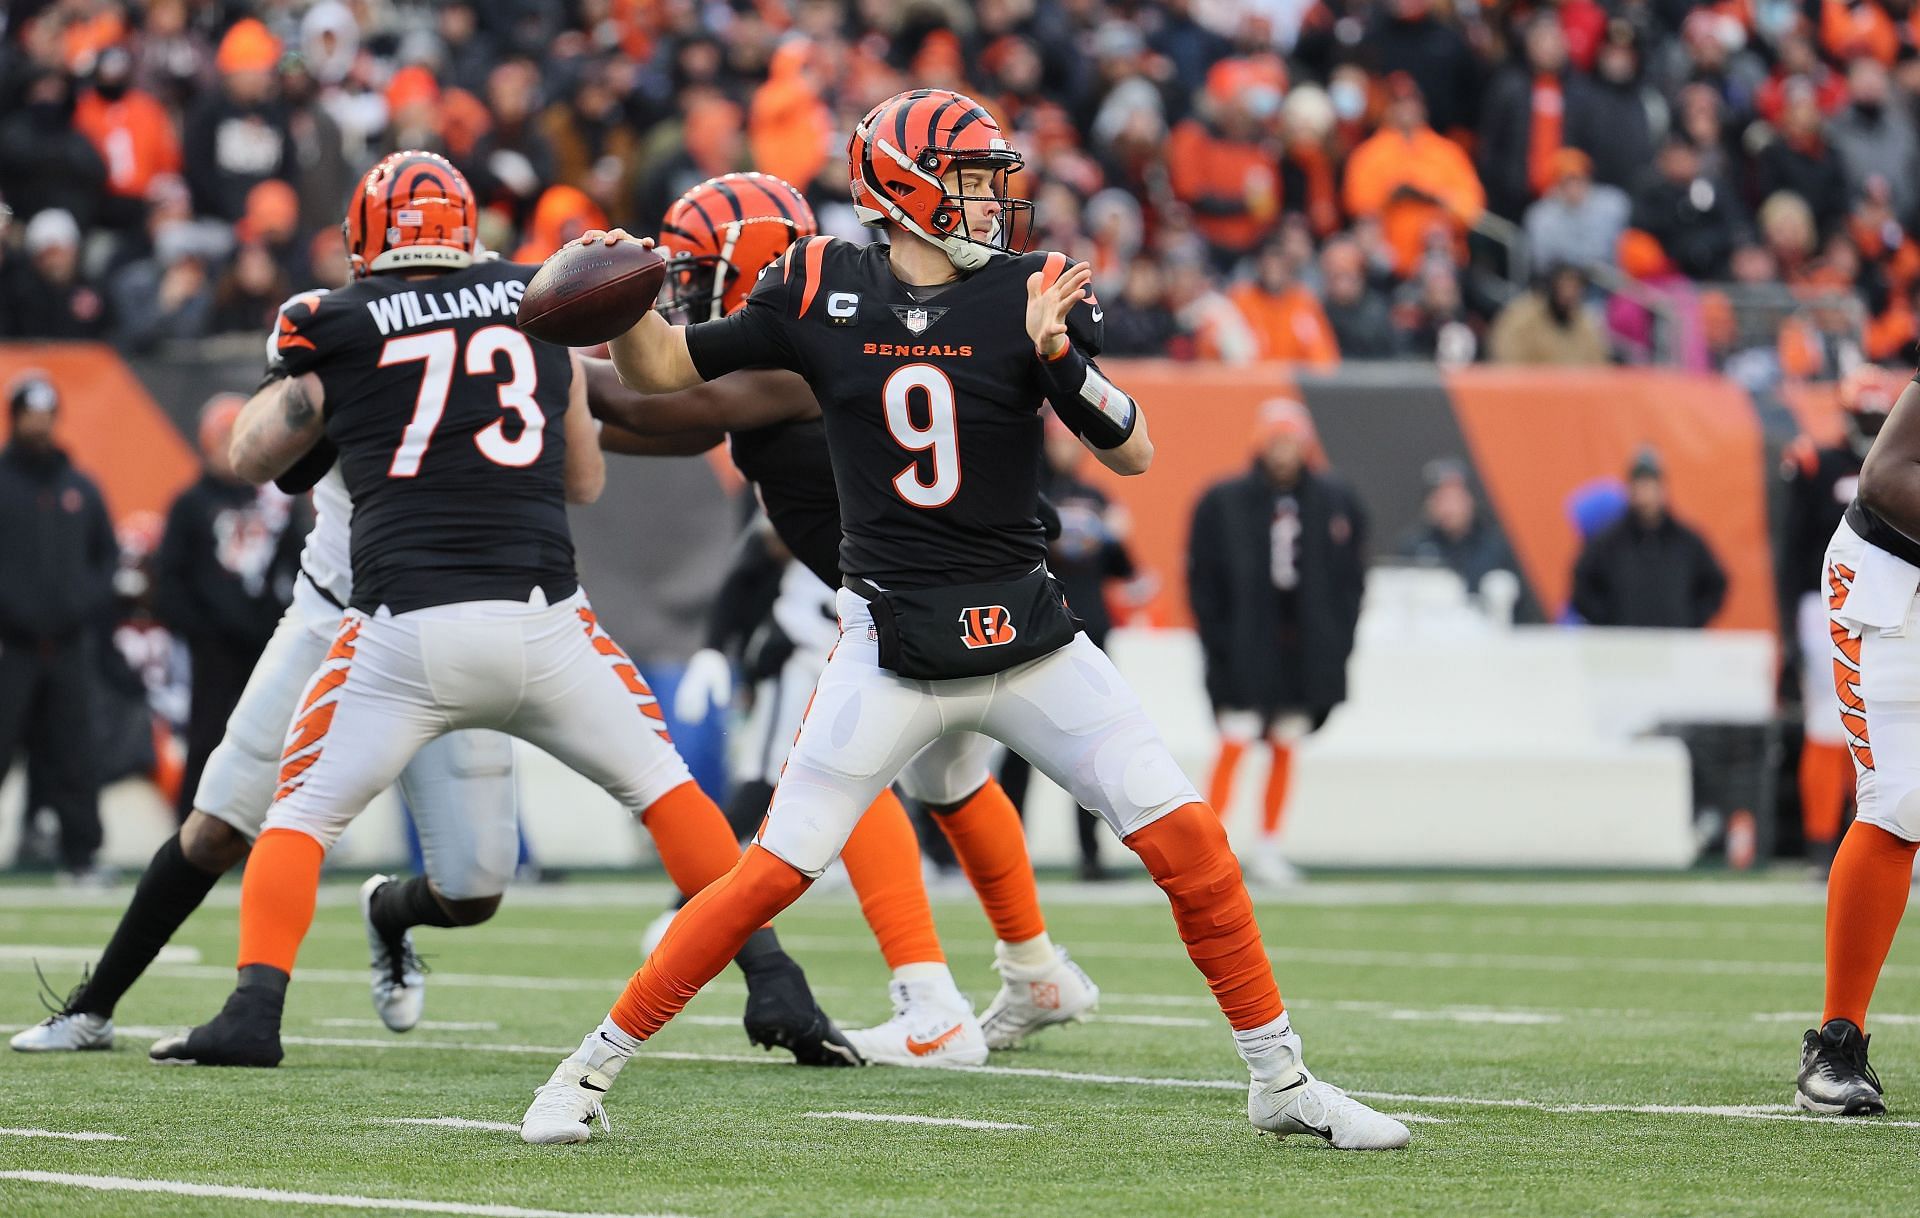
[{"left": 523, "top": 90, "right": 1409, "bottom": 1151}]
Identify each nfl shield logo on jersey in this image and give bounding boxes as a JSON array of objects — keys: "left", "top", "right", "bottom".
[
  {"left": 904, "top": 307, "right": 930, "bottom": 335},
  {"left": 958, "top": 605, "right": 1017, "bottom": 649}
]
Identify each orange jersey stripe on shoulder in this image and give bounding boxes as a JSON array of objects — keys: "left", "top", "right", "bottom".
[{"left": 797, "top": 236, "right": 832, "bottom": 318}]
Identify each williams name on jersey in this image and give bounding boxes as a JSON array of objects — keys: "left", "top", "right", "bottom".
[{"left": 273, "top": 260, "right": 577, "bottom": 615}]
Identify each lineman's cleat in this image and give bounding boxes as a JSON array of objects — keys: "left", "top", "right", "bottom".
[
  {"left": 149, "top": 996, "right": 283, "bottom": 1068},
  {"left": 1796, "top": 1019, "right": 1887, "bottom": 1115},
  {"left": 361, "top": 875, "right": 425, "bottom": 1032},
  {"left": 980, "top": 944, "right": 1099, "bottom": 1050},
  {"left": 11, "top": 968, "right": 112, "bottom": 1052},
  {"left": 521, "top": 1061, "right": 613, "bottom": 1144},
  {"left": 1248, "top": 1071, "right": 1412, "bottom": 1150},
  {"left": 844, "top": 976, "right": 989, "bottom": 1067},
  {"left": 741, "top": 960, "right": 862, "bottom": 1067}
]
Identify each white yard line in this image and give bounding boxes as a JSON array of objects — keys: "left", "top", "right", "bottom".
[
  {"left": 0, "top": 1172, "right": 689, "bottom": 1218},
  {"left": 320, "top": 1019, "right": 501, "bottom": 1031},
  {"left": 804, "top": 1111, "right": 1031, "bottom": 1131},
  {"left": 1752, "top": 1011, "right": 1920, "bottom": 1026},
  {"left": 0, "top": 944, "right": 199, "bottom": 964},
  {"left": 378, "top": 1118, "right": 520, "bottom": 1133},
  {"left": 0, "top": 1128, "right": 126, "bottom": 1142}
]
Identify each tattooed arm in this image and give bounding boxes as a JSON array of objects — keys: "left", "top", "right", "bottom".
[{"left": 231, "top": 371, "right": 327, "bottom": 484}]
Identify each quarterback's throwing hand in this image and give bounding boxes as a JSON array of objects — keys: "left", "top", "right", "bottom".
[
  {"left": 576, "top": 228, "right": 655, "bottom": 249},
  {"left": 1027, "top": 261, "right": 1092, "bottom": 360}
]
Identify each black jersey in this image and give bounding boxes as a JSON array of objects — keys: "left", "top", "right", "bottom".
[
  {"left": 275, "top": 262, "right": 578, "bottom": 613},
  {"left": 686, "top": 238, "right": 1104, "bottom": 589},
  {"left": 729, "top": 418, "right": 841, "bottom": 589},
  {"left": 1781, "top": 439, "right": 1862, "bottom": 597}
]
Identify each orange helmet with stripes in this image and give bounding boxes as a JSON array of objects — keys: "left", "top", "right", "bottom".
[
  {"left": 849, "top": 88, "right": 1031, "bottom": 271},
  {"left": 343, "top": 150, "right": 478, "bottom": 278},
  {"left": 657, "top": 172, "right": 817, "bottom": 322}
]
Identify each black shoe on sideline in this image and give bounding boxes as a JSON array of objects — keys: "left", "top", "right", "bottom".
[{"left": 1795, "top": 1019, "right": 1886, "bottom": 1116}]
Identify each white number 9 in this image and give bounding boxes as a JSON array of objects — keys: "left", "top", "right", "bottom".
[{"left": 883, "top": 363, "right": 961, "bottom": 509}]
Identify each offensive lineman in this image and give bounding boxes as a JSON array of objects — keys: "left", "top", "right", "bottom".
[
  {"left": 522, "top": 91, "right": 1410, "bottom": 1149},
  {"left": 1795, "top": 367, "right": 1920, "bottom": 1116},
  {"left": 595, "top": 171, "right": 1100, "bottom": 1065},
  {"left": 144, "top": 152, "right": 850, "bottom": 1069}
]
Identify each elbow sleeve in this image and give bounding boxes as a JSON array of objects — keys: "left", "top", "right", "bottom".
[{"left": 1039, "top": 342, "right": 1137, "bottom": 450}]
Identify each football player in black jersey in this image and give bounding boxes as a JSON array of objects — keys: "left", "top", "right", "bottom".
[
  {"left": 1780, "top": 367, "right": 1897, "bottom": 873},
  {"left": 148, "top": 152, "right": 853, "bottom": 1071},
  {"left": 524, "top": 94, "right": 1408, "bottom": 1149},
  {"left": 589, "top": 172, "right": 1102, "bottom": 1066}
]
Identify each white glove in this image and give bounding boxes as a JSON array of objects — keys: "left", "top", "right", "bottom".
[{"left": 674, "top": 648, "right": 734, "bottom": 723}]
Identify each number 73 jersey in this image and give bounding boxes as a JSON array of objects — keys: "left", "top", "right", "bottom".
[
  {"left": 685, "top": 238, "right": 1105, "bottom": 589},
  {"left": 272, "top": 261, "right": 579, "bottom": 614}
]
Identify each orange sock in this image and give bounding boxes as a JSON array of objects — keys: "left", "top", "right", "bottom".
[
  {"left": 236, "top": 827, "right": 326, "bottom": 973},
  {"left": 1823, "top": 822, "right": 1919, "bottom": 1031},
  {"left": 610, "top": 844, "right": 811, "bottom": 1040},
  {"left": 1260, "top": 742, "right": 1293, "bottom": 836},
  {"left": 641, "top": 780, "right": 745, "bottom": 898},
  {"left": 930, "top": 778, "right": 1046, "bottom": 944},
  {"left": 1207, "top": 740, "right": 1246, "bottom": 821},
  {"left": 841, "top": 788, "right": 944, "bottom": 969},
  {"left": 1800, "top": 740, "right": 1852, "bottom": 847},
  {"left": 1124, "top": 802, "right": 1284, "bottom": 1031}
]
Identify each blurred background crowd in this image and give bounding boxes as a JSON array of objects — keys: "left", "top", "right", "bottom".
[{"left": 2, "top": 0, "right": 1918, "bottom": 382}]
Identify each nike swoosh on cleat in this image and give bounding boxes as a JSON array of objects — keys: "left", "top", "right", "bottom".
[
  {"left": 579, "top": 1079, "right": 607, "bottom": 1093},
  {"left": 905, "top": 1025, "right": 967, "bottom": 1057}
]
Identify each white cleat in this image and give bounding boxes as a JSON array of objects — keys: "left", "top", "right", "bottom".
[
  {"left": 1245, "top": 837, "right": 1304, "bottom": 887},
  {"left": 10, "top": 1010, "right": 113, "bottom": 1052},
  {"left": 360, "top": 875, "right": 424, "bottom": 1033},
  {"left": 842, "top": 978, "right": 989, "bottom": 1068},
  {"left": 980, "top": 945, "right": 1099, "bottom": 1050},
  {"left": 640, "top": 906, "right": 677, "bottom": 959},
  {"left": 1248, "top": 1072, "right": 1411, "bottom": 1150},
  {"left": 522, "top": 1061, "right": 613, "bottom": 1144}
]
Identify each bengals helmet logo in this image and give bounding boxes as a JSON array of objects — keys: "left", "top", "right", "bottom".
[{"left": 959, "top": 605, "right": 1017, "bottom": 650}]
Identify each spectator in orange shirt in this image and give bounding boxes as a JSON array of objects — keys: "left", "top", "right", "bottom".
[
  {"left": 750, "top": 38, "right": 832, "bottom": 193},
  {"left": 73, "top": 46, "right": 181, "bottom": 232},
  {"left": 1342, "top": 73, "right": 1486, "bottom": 276},
  {"left": 1167, "top": 57, "right": 1284, "bottom": 267},
  {"left": 1229, "top": 239, "right": 1339, "bottom": 366}
]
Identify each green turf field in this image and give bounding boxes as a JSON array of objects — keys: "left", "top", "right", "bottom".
[{"left": 2, "top": 873, "right": 1916, "bottom": 1217}]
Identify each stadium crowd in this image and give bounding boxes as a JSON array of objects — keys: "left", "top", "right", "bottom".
[{"left": 0, "top": 0, "right": 1916, "bottom": 383}]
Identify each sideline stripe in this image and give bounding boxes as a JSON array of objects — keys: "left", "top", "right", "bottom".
[
  {"left": 0, "top": 1172, "right": 689, "bottom": 1218},
  {"left": 379, "top": 1117, "right": 520, "bottom": 1133},
  {"left": 0, "top": 1128, "right": 127, "bottom": 1142},
  {"left": 804, "top": 1111, "right": 1031, "bottom": 1131}
]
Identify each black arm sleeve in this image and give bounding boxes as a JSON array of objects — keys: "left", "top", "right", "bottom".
[
  {"left": 684, "top": 256, "right": 803, "bottom": 382},
  {"left": 274, "top": 435, "right": 338, "bottom": 494},
  {"left": 1039, "top": 341, "right": 1137, "bottom": 449}
]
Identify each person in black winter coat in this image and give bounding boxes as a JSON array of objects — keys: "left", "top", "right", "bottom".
[
  {"left": 1565, "top": 24, "right": 1657, "bottom": 196},
  {"left": 0, "top": 374, "right": 117, "bottom": 879},
  {"left": 1631, "top": 135, "right": 1746, "bottom": 280},
  {"left": 1188, "top": 400, "right": 1367, "bottom": 885},
  {"left": 1398, "top": 458, "right": 1518, "bottom": 595},
  {"left": 1478, "top": 16, "right": 1595, "bottom": 222},
  {"left": 1368, "top": 0, "right": 1482, "bottom": 137},
  {"left": 152, "top": 395, "right": 306, "bottom": 822},
  {"left": 0, "top": 68, "right": 109, "bottom": 231},
  {"left": 181, "top": 55, "right": 295, "bottom": 223},
  {"left": 1572, "top": 448, "right": 1727, "bottom": 628}
]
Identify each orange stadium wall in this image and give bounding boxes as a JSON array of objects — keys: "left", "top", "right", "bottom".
[
  {"left": 1085, "top": 361, "right": 1778, "bottom": 636},
  {"left": 0, "top": 344, "right": 199, "bottom": 520}
]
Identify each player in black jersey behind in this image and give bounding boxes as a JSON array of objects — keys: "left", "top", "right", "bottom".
[
  {"left": 524, "top": 95, "right": 1409, "bottom": 1149},
  {"left": 150, "top": 152, "right": 852, "bottom": 1071}
]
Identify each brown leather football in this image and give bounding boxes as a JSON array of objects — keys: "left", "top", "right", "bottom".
[{"left": 516, "top": 240, "right": 666, "bottom": 347}]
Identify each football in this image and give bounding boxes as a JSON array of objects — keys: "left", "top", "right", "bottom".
[{"left": 516, "top": 239, "right": 667, "bottom": 347}]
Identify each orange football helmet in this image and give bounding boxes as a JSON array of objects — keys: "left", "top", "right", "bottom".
[
  {"left": 343, "top": 150, "right": 477, "bottom": 278},
  {"left": 849, "top": 88, "right": 1031, "bottom": 271},
  {"left": 657, "top": 172, "right": 817, "bottom": 321}
]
